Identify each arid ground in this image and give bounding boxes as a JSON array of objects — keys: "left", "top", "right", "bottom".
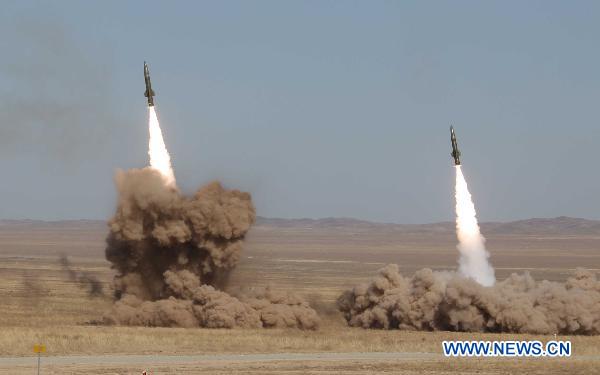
[{"left": 1, "top": 217, "right": 599, "bottom": 374}]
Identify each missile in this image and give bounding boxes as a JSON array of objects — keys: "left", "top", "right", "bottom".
[
  {"left": 143, "top": 61, "right": 155, "bottom": 107},
  {"left": 450, "top": 125, "right": 461, "bottom": 165}
]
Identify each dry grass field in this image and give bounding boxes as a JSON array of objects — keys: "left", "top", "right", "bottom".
[{"left": 1, "top": 218, "right": 599, "bottom": 373}]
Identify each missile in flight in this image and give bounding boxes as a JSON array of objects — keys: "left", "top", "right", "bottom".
[
  {"left": 450, "top": 125, "right": 461, "bottom": 165},
  {"left": 144, "top": 61, "right": 155, "bottom": 107}
]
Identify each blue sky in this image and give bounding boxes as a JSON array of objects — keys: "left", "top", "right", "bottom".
[{"left": 1, "top": 1, "right": 599, "bottom": 223}]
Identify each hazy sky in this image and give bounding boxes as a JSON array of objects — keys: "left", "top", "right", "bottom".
[{"left": 1, "top": 1, "right": 599, "bottom": 223}]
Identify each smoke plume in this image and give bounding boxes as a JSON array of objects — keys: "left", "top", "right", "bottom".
[
  {"left": 104, "top": 168, "right": 319, "bottom": 329},
  {"left": 338, "top": 264, "right": 600, "bottom": 334},
  {"left": 0, "top": 14, "right": 115, "bottom": 160},
  {"left": 20, "top": 272, "right": 49, "bottom": 306},
  {"left": 59, "top": 255, "right": 104, "bottom": 297},
  {"left": 454, "top": 166, "right": 495, "bottom": 286}
]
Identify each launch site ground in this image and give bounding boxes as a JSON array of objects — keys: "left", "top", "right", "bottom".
[{"left": 1, "top": 217, "right": 600, "bottom": 374}]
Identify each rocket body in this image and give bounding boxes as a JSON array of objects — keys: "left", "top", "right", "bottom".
[
  {"left": 144, "top": 62, "right": 155, "bottom": 107},
  {"left": 450, "top": 126, "right": 461, "bottom": 165}
]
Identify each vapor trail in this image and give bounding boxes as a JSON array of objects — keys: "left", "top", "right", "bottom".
[
  {"left": 148, "top": 106, "right": 176, "bottom": 187},
  {"left": 454, "top": 165, "right": 495, "bottom": 286}
]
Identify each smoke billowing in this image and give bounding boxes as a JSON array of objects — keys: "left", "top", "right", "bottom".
[
  {"left": 454, "top": 166, "right": 495, "bottom": 286},
  {"left": 338, "top": 264, "right": 600, "bottom": 334},
  {"left": 104, "top": 168, "right": 319, "bottom": 329}
]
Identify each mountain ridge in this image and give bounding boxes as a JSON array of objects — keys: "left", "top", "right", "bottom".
[{"left": 1, "top": 216, "right": 600, "bottom": 235}]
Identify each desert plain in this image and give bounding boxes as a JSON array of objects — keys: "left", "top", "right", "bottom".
[{"left": 1, "top": 216, "right": 599, "bottom": 374}]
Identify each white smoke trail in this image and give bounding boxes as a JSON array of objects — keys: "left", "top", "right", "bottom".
[
  {"left": 148, "top": 106, "right": 176, "bottom": 187},
  {"left": 454, "top": 165, "right": 495, "bottom": 286}
]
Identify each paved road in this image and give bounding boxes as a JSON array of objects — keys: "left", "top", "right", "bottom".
[{"left": 0, "top": 352, "right": 439, "bottom": 366}]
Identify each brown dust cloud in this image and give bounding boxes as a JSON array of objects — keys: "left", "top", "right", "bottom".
[
  {"left": 103, "top": 168, "right": 319, "bottom": 329},
  {"left": 338, "top": 167, "right": 600, "bottom": 335}
]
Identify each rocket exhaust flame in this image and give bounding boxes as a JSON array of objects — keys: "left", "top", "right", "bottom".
[
  {"left": 101, "top": 62, "right": 320, "bottom": 329},
  {"left": 454, "top": 165, "right": 495, "bottom": 286},
  {"left": 143, "top": 62, "right": 174, "bottom": 187},
  {"left": 148, "top": 106, "right": 176, "bottom": 187},
  {"left": 336, "top": 128, "right": 600, "bottom": 334}
]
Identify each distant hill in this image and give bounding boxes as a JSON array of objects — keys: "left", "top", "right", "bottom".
[
  {"left": 255, "top": 216, "right": 600, "bottom": 236},
  {"left": 0, "top": 219, "right": 106, "bottom": 230},
  {"left": 2, "top": 216, "right": 600, "bottom": 236},
  {"left": 480, "top": 216, "right": 600, "bottom": 235},
  {"left": 255, "top": 217, "right": 454, "bottom": 234}
]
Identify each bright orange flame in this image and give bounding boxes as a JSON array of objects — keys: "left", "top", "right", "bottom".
[
  {"left": 455, "top": 165, "right": 495, "bottom": 286},
  {"left": 148, "top": 107, "right": 176, "bottom": 187}
]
